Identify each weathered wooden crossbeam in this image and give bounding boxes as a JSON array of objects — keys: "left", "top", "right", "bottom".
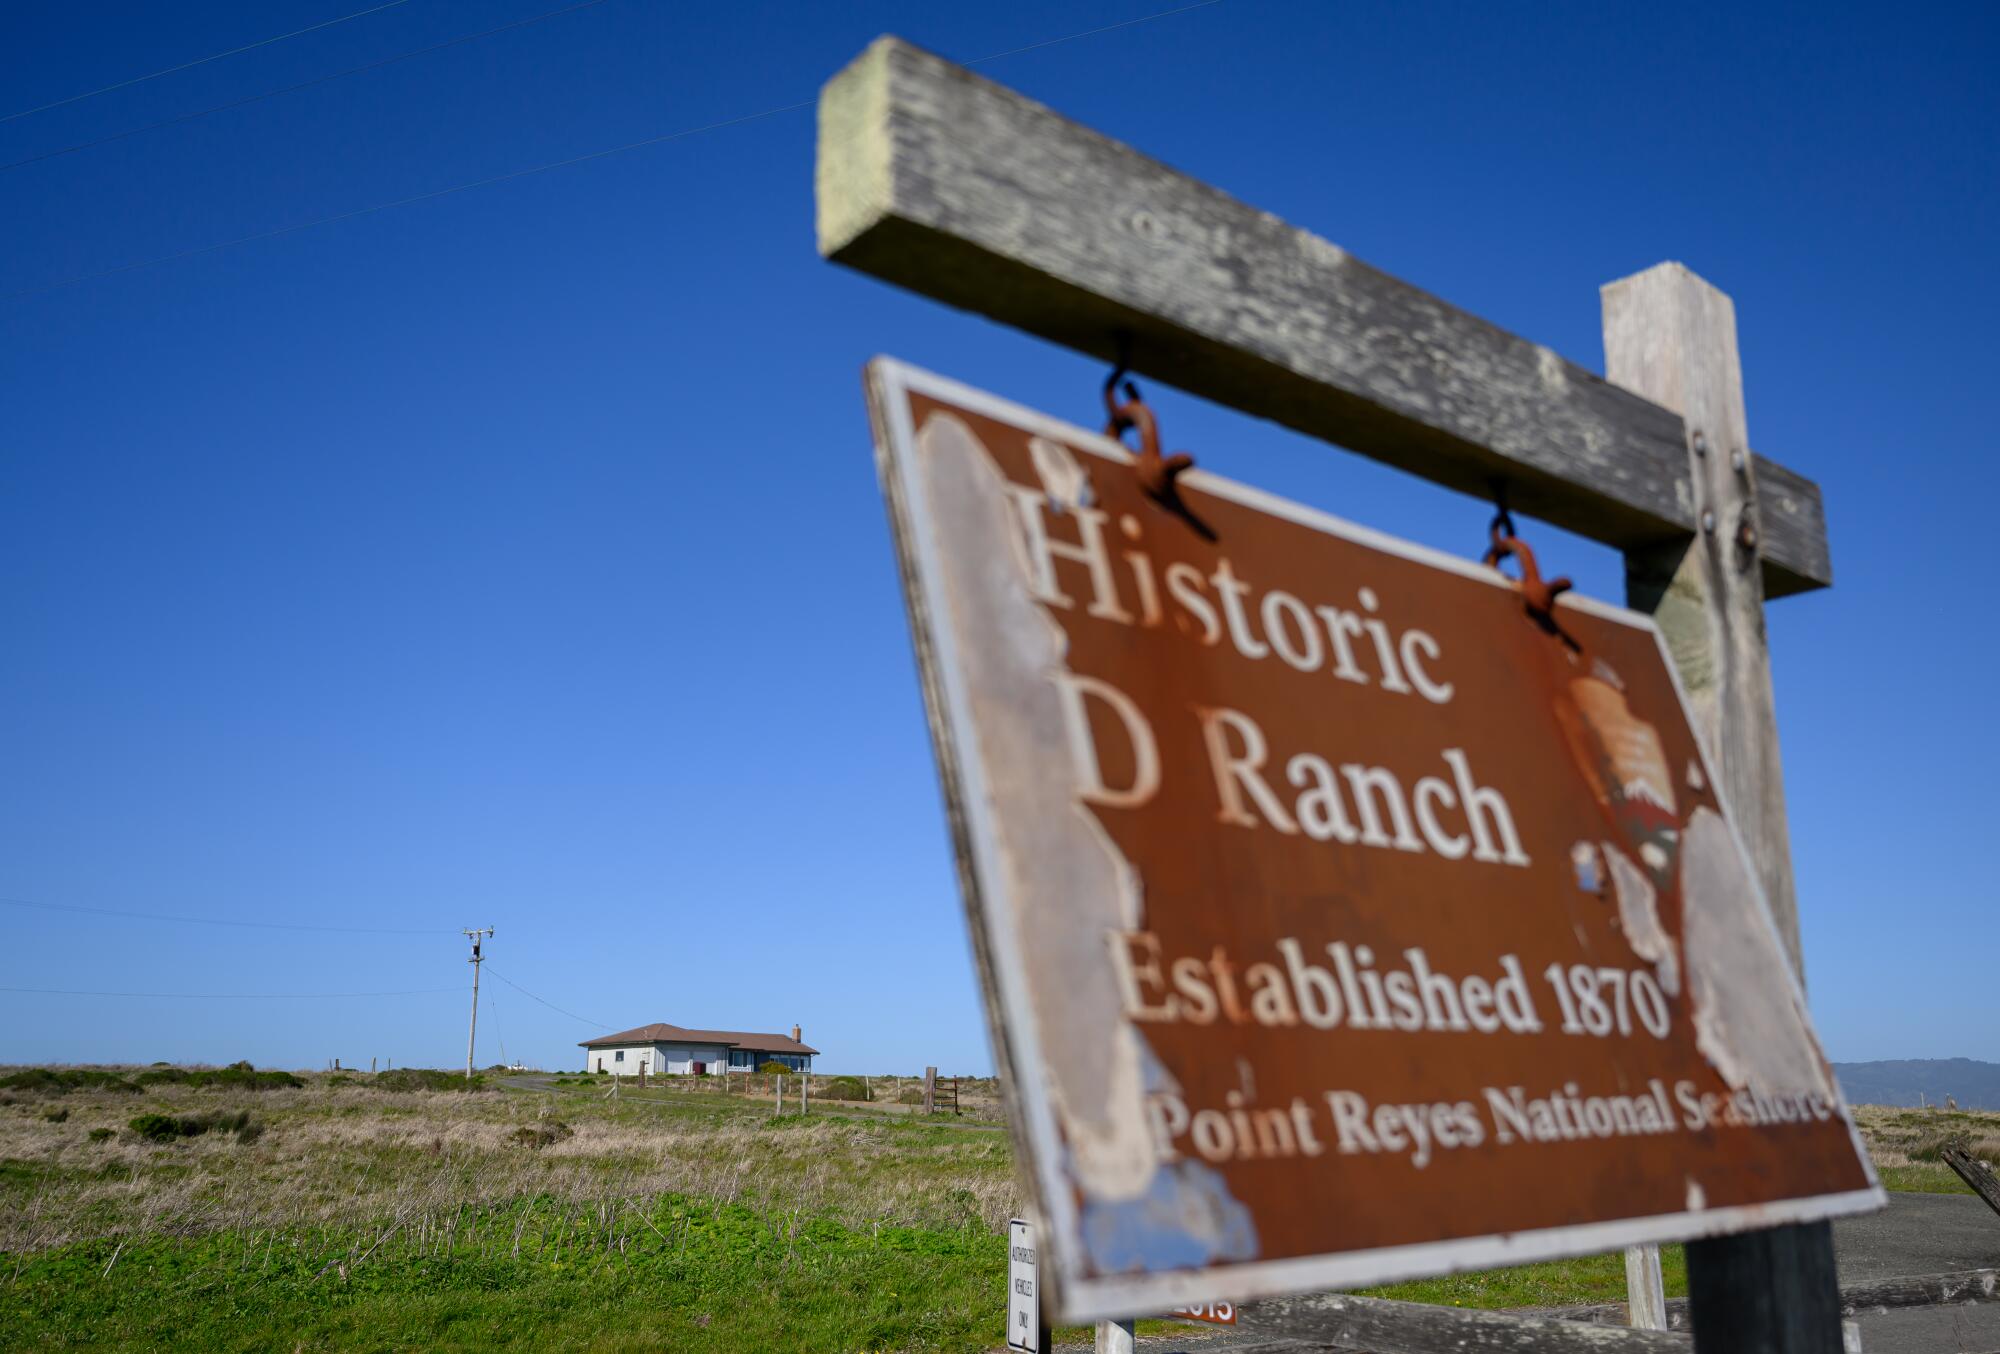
[{"left": 816, "top": 37, "right": 1830, "bottom": 596}]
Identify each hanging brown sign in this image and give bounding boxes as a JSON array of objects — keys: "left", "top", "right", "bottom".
[{"left": 865, "top": 359, "right": 1880, "bottom": 1323}]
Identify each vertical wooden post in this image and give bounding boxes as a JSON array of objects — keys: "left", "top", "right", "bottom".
[
  {"left": 775, "top": 1074, "right": 783, "bottom": 1115},
  {"left": 1624, "top": 1243, "right": 1668, "bottom": 1330},
  {"left": 1094, "top": 1317, "right": 1136, "bottom": 1353},
  {"left": 923, "top": 1066, "right": 937, "bottom": 1116},
  {"left": 1603, "top": 262, "right": 1803, "bottom": 973},
  {"left": 1603, "top": 261, "right": 1840, "bottom": 1353}
]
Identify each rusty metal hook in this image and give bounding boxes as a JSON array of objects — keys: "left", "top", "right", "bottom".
[
  {"left": 1102, "top": 359, "right": 1215, "bottom": 541},
  {"left": 1484, "top": 510, "right": 1579, "bottom": 651}
]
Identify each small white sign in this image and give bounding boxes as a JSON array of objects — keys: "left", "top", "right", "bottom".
[
  {"left": 1007, "top": 1218, "right": 1040, "bottom": 1352},
  {"left": 1169, "top": 1301, "right": 1237, "bottom": 1326}
]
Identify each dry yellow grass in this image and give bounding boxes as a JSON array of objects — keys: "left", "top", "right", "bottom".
[
  {"left": 10, "top": 1073, "right": 1990, "bottom": 1265},
  {"left": 0, "top": 1074, "right": 1021, "bottom": 1255},
  {"left": 1849, "top": 1102, "right": 2000, "bottom": 1193}
]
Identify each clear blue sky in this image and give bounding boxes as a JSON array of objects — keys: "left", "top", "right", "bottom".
[{"left": 2, "top": 1, "right": 1992, "bottom": 1075}]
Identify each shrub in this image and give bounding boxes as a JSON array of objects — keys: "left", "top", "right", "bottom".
[
  {"left": 820, "top": 1076, "right": 871, "bottom": 1102},
  {"left": 129, "top": 1113, "right": 181, "bottom": 1143},
  {"left": 758, "top": 1061, "right": 792, "bottom": 1075},
  {"left": 41, "top": 1106, "right": 69, "bottom": 1123},
  {"left": 897, "top": 1089, "right": 924, "bottom": 1105},
  {"left": 186, "top": 1066, "right": 301, "bottom": 1091},
  {"left": 0, "top": 1069, "right": 61, "bottom": 1094},
  {"left": 374, "top": 1068, "right": 482, "bottom": 1093},
  {"left": 132, "top": 1064, "right": 299, "bottom": 1091},
  {"left": 87, "top": 1127, "right": 114, "bottom": 1143},
  {"left": 128, "top": 1109, "right": 264, "bottom": 1144},
  {"left": 0, "top": 1068, "right": 138, "bottom": 1095},
  {"left": 1908, "top": 1132, "right": 1982, "bottom": 1163},
  {"left": 510, "top": 1121, "right": 575, "bottom": 1150}
]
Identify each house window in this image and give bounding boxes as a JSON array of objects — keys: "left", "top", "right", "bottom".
[
  {"left": 615, "top": 1050, "right": 625, "bottom": 1063},
  {"left": 728, "top": 1049, "right": 754, "bottom": 1069}
]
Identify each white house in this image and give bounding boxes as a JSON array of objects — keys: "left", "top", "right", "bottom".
[{"left": 578, "top": 1022, "right": 818, "bottom": 1076}]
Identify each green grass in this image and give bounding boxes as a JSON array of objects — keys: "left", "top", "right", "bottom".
[
  {"left": 1358, "top": 1246, "right": 1687, "bottom": 1309},
  {"left": 1876, "top": 1162, "right": 1978, "bottom": 1194},
  {"left": 15, "top": 1199, "right": 1664, "bottom": 1352},
  {"left": 0, "top": 1196, "right": 1004, "bottom": 1353},
  {"left": 2, "top": 1073, "right": 1978, "bottom": 1349}
]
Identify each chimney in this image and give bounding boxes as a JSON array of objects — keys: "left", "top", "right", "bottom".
[{"left": 791, "top": 1024, "right": 802, "bottom": 1044}]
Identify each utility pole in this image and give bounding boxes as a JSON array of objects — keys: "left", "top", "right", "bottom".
[{"left": 462, "top": 927, "right": 493, "bottom": 1083}]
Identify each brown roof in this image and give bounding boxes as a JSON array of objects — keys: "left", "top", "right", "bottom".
[{"left": 577, "top": 1022, "right": 819, "bottom": 1055}]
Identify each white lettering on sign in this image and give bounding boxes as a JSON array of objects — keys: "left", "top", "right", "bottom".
[
  {"left": 1004, "top": 486, "right": 1453, "bottom": 705},
  {"left": 1169, "top": 1301, "right": 1236, "bottom": 1326},
  {"left": 1007, "top": 1219, "right": 1039, "bottom": 1352}
]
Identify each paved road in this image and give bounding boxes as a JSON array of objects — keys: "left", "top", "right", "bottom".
[
  {"left": 1050, "top": 1194, "right": 2000, "bottom": 1353},
  {"left": 1842, "top": 1194, "right": 2000, "bottom": 1353},
  {"left": 1841, "top": 1193, "right": 2000, "bottom": 1282}
]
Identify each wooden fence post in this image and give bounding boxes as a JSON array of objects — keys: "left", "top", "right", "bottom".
[
  {"left": 923, "top": 1066, "right": 936, "bottom": 1116},
  {"left": 1941, "top": 1146, "right": 2000, "bottom": 1218},
  {"left": 1603, "top": 262, "right": 1841, "bottom": 1353}
]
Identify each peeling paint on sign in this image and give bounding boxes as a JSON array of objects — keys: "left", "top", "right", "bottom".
[{"left": 867, "top": 359, "right": 1881, "bottom": 1324}]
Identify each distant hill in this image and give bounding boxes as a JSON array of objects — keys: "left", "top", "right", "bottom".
[{"left": 1832, "top": 1058, "right": 2000, "bottom": 1110}]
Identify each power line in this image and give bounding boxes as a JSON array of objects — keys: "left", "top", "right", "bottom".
[
  {"left": 3, "top": 0, "right": 1228, "bottom": 302},
  {"left": 2, "top": 0, "right": 617, "bottom": 175},
  {"left": 484, "top": 964, "right": 608, "bottom": 1028},
  {"left": 0, "top": 984, "right": 457, "bottom": 999},
  {"left": 0, "top": 896, "right": 457, "bottom": 936},
  {"left": 1, "top": 0, "right": 419, "bottom": 125}
]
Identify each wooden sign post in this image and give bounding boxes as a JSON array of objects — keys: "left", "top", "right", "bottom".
[{"left": 822, "top": 37, "right": 1856, "bottom": 1351}]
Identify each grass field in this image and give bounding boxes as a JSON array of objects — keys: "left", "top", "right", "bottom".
[
  {"left": 1849, "top": 1103, "right": 2000, "bottom": 1194},
  {"left": 1, "top": 1067, "right": 1992, "bottom": 1350}
]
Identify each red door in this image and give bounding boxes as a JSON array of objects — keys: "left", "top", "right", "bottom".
[{"left": 692, "top": 1061, "right": 705, "bottom": 1076}]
